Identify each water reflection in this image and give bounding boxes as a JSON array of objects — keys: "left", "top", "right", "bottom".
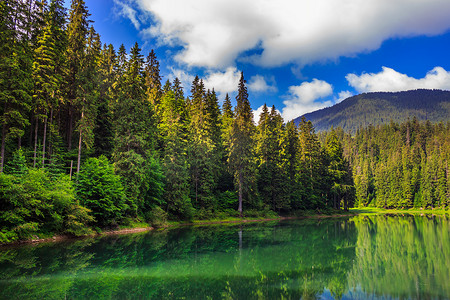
[{"left": 0, "top": 215, "right": 448, "bottom": 299}]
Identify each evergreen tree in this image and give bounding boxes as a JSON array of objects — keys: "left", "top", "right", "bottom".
[
  {"left": 93, "top": 43, "right": 115, "bottom": 158},
  {"left": 0, "top": 0, "right": 33, "bottom": 172},
  {"left": 281, "top": 120, "right": 302, "bottom": 209},
  {"left": 75, "top": 26, "right": 101, "bottom": 174},
  {"left": 187, "top": 78, "right": 217, "bottom": 213},
  {"left": 111, "top": 43, "right": 161, "bottom": 217},
  {"left": 64, "top": 0, "right": 90, "bottom": 150},
  {"left": 228, "top": 72, "right": 256, "bottom": 216},
  {"left": 31, "top": 0, "right": 66, "bottom": 168},
  {"left": 159, "top": 81, "right": 193, "bottom": 219},
  {"left": 298, "top": 117, "right": 324, "bottom": 209},
  {"left": 256, "top": 105, "right": 289, "bottom": 211},
  {"left": 325, "top": 129, "right": 355, "bottom": 210},
  {"left": 144, "top": 49, "right": 162, "bottom": 106}
]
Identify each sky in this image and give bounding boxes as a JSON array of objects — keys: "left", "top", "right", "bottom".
[{"left": 71, "top": 0, "right": 450, "bottom": 121}]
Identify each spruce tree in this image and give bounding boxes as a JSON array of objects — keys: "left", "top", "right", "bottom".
[
  {"left": 65, "top": 0, "right": 90, "bottom": 150},
  {"left": 256, "top": 105, "right": 289, "bottom": 211},
  {"left": 93, "top": 44, "right": 115, "bottom": 158},
  {"left": 111, "top": 43, "right": 162, "bottom": 217},
  {"left": 298, "top": 117, "right": 324, "bottom": 209},
  {"left": 0, "top": 0, "right": 33, "bottom": 172},
  {"left": 75, "top": 26, "right": 101, "bottom": 174},
  {"left": 32, "top": 0, "right": 66, "bottom": 167},
  {"left": 281, "top": 120, "right": 302, "bottom": 209},
  {"left": 187, "top": 78, "right": 216, "bottom": 212},
  {"left": 159, "top": 81, "right": 193, "bottom": 219},
  {"left": 228, "top": 72, "right": 255, "bottom": 216}
]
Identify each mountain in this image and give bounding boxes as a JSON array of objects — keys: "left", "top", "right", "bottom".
[{"left": 294, "top": 89, "right": 450, "bottom": 132}]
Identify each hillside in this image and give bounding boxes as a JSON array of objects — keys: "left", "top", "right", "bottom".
[{"left": 294, "top": 89, "right": 450, "bottom": 132}]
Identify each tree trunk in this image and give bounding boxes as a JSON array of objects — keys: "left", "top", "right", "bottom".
[
  {"left": 238, "top": 171, "right": 243, "bottom": 217},
  {"left": 0, "top": 123, "right": 7, "bottom": 173},
  {"left": 77, "top": 111, "right": 83, "bottom": 175},
  {"left": 333, "top": 193, "right": 337, "bottom": 210},
  {"left": 33, "top": 117, "right": 38, "bottom": 167},
  {"left": 48, "top": 108, "right": 53, "bottom": 165},
  {"left": 68, "top": 107, "right": 73, "bottom": 150},
  {"left": 41, "top": 115, "right": 47, "bottom": 167}
]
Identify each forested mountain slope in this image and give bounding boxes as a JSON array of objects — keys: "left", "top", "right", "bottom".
[{"left": 295, "top": 89, "right": 450, "bottom": 132}]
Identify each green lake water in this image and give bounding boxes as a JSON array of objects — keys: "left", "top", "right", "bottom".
[{"left": 0, "top": 215, "right": 449, "bottom": 299}]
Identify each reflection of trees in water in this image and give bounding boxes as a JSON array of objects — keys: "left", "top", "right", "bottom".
[
  {"left": 348, "top": 215, "right": 450, "bottom": 299},
  {"left": 0, "top": 219, "right": 358, "bottom": 299}
]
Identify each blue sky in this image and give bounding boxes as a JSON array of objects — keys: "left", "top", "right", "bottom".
[{"left": 72, "top": 0, "right": 450, "bottom": 121}]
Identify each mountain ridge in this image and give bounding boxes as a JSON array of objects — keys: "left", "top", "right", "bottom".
[{"left": 294, "top": 89, "right": 450, "bottom": 132}]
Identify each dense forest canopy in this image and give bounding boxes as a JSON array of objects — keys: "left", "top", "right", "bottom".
[
  {"left": 328, "top": 119, "right": 450, "bottom": 209},
  {"left": 0, "top": 0, "right": 449, "bottom": 244},
  {"left": 297, "top": 89, "right": 450, "bottom": 132}
]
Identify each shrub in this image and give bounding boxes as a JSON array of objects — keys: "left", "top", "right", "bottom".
[
  {"left": 145, "top": 206, "right": 168, "bottom": 228},
  {"left": 76, "top": 156, "right": 127, "bottom": 227}
]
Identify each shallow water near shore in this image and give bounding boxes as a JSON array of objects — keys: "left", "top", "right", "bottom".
[{"left": 0, "top": 215, "right": 449, "bottom": 299}]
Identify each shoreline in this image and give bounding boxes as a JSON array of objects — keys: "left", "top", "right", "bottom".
[
  {"left": 0, "top": 212, "right": 356, "bottom": 247},
  {"left": 2, "top": 208, "right": 448, "bottom": 247}
]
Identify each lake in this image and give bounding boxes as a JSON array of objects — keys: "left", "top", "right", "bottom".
[{"left": 0, "top": 215, "right": 449, "bottom": 299}]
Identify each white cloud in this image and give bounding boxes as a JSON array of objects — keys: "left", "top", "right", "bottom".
[
  {"left": 347, "top": 66, "right": 450, "bottom": 93},
  {"left": 203, "top": 67, "right": 241, "bottom": 96},
  {"left": 134, "top": 0, "right": 450, "bottom": 68},
  {"left": 114, "top": 0, "right": 141, "bottom": 30},
  {"left": 248, "top": 75, "right": 277, "bottom": 93},
  {"left": 336, "top": 90, "right": 353, "bottom": 103},
  {"left": 282, "top": 79, "right": 333, "bottom": 121}
]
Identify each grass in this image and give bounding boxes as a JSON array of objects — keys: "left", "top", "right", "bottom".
[{"left": 350, "top": 207, "right": 450, "bottom": 216}]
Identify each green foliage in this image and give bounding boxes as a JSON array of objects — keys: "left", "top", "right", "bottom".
[
  {"left": 0, "top": 169, "right": 93, "bottom": 243},
  {"left": 145, "top": 206, "right": 168, "bottom": 228},
  {"left": 141, "top": 154, "right": 165, "bottom": 211},
  {"left": 337, "top": 119, "right": 450, "bottom": 209},
  {"left": 5, "top": 148, "right": 28, "bottom": 176},
  {"left": 228, "top": 72, "right": 257, "bottom": 215},
  {"left": 76, "top": 155, "right": 126, "bottom": 226}
]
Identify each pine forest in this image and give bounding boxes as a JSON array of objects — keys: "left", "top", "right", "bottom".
[{"left": 1, "top": 0, "right": 449, "bottom": 244}]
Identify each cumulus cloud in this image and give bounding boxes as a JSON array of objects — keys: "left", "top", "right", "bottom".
[
  {"left": 281, "top": 79, "right": 333, "bottom": 121},
  {"left": 248, "top": 75, "right": 277, "bottom": 93},
  {"left": 336, "top": 90, "right": 354, "bottom": 103},
  {"left": 347, "top": 66, "right": 450, "bottom": 93},
  {"left": 134, "top": 0, "right": 450, "bottom": 68},
  {"left": 203, "top": 67, "right": 241, "bottom": 96},
  {"left": 114, "top": 0, "right": 141, "bottom": 30}
]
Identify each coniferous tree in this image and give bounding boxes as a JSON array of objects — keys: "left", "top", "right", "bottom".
[
  {"left": 187, "top": 78, "right": 217, "bottom": 213},
  {"left": 65, "top": 0, "right": 90, "bottom": 150},
  {"left": 256, "top": 105, "right": 289, "bottom": 211},
  {"left": 298, "top": 117, "right": 324, "bottom": 208},
  {"left": 281, "top": 120, "right": 302, "bottom": 209},
  {"left": 228, "top": 72, "right": 256, "bottom": 216},
  {"left": 159, "top": 80, "right": 193, "bottom": 219},
  {"left": 0, "top": 0, "right": 33, "bottom": 172},
  {"left": 325, "top": 129, "right": 354, "bottom": 210},
  {"left": 31, "top": 0, "right": 66, "bottom": 168},
  {"left": 93, "top": 43, "right": 115, "bottom": 158},
  {"left": 75, "top": 26, "right": 101, "bottom": 174},
  {"left": 111, "top": 43, "right": 162, "bottom": 217}
]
